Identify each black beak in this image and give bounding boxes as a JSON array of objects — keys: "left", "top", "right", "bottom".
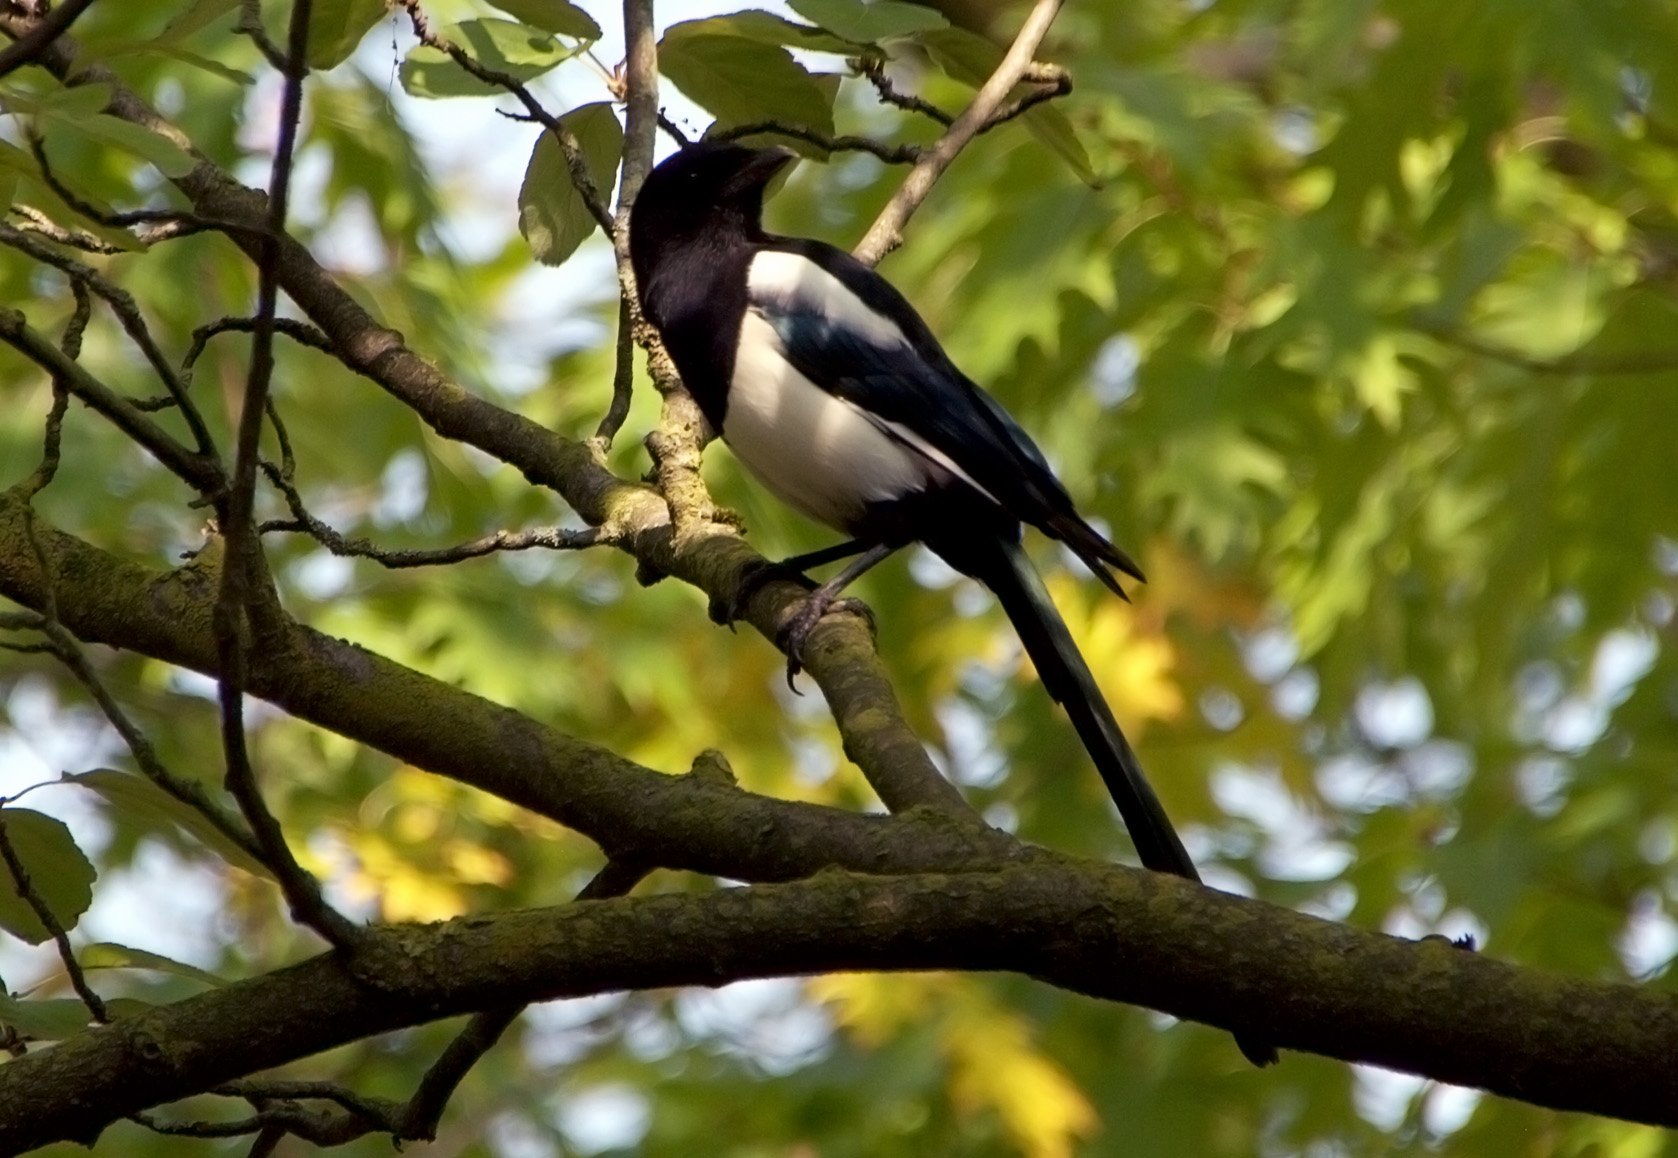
[{"left": 724, "top": 146, "right": 796, "bottom": 197}]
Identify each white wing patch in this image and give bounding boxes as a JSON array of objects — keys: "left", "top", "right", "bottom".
[
  {"left": 724, "top": 313, "right": 929, "bottom": 531},
  {"left": 746, "top": 251, "right": 909, "bottom": 349}
]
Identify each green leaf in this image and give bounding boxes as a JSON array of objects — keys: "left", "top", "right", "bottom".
[
  {"left": 65, "top": 769, "right": 271, "bottom": 878},
  {"left": 518, "top": 101, "right": 623, "bottom": 266},
  {"left": 307, "top": 0, "right": 389, "bottom": 70},
  {"left": 918, "top": 27, "right": 1095, "bottom": 185},
  {"left": 400, "top": 18, "right": 578, "bottom": 99},
  {"left": 61, "top": 113, "right": 198, "bottom": 177},
  {"left": 663, "top": 12, "right": 861, "bottom": 57},
  {"left": 106, "top": 42, "right": 255, "bottom": 86},
  {"left": 787, "top": 0, "right": 946, "bottom": 44},
  {"left": 0, "top": 809, "right": 96, "bottom": 946},
  {"left": 24, "top": 81, "right": 115, "bottom": 119},
  {"left": 81, "top": 942, "right": 229, "bottom": 988},
  {"left": 158, "top": 0, "right": 241, "bottom": 44},
  {"left": 486, "top": 0, "right": 602, "bottom": 41},
  {"left": 0, "top": 994, "right": 90, "bottom": 1041},
  {"left": 658, "top": 34, "right": 837, "bottom": 136}
]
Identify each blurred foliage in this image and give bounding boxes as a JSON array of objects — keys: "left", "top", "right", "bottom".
[{"left": 1, "top": 0, "right": 1676, "bottom": 1154}]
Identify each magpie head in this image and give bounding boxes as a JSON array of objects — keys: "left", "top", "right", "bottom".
[{"left": 631, "top": 142, "right": 795, "bottom": 269}]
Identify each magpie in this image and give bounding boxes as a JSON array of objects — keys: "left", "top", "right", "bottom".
[{"left": 630, "top": 143, "right": 1274, "bottom": 1066}]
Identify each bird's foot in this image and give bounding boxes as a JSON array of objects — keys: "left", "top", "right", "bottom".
[
  {"left": 709, "top": 558, "right": 816, "bottom": 629},
  {"left": 778, "top": 594, "right": 876, "bottom": 692}
]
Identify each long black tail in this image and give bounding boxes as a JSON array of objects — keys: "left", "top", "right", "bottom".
[
  {"left": 950, "top": 534, "right": 1278, "bottom": 1066},
  {"left": 968, "top": 535, "right": 1197, "bottom": 878}
]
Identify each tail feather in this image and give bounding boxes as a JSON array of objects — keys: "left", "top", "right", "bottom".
[
  {"left": 964, "top": 536, "right": 1195, "bottom": 879},
  {"left": 947, "top": 533, "right": 1279, "bottom": 1067},
  {"left": 1043, "top": 511, "right": 1146, "bottom": 601}
]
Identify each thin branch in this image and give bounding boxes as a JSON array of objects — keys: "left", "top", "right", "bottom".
[
  {"left": 258, "top": 453, "right": 610, "bottom": 566},
  {"left": 0, "top": 0, "right": 98, "bottom": 82},
  {"left": 0, "top": 306, "right": 222, "bottom": 492},
  {"left": 23, "top": 133, "right": 220, "bottom": 238},
  {"left": 712, "top": 122, "right": 922, "bottom": 165},
  {"left": 6, "top": 203, "right": 125, "bottom": 253},
  {"left": 656, "top": 109, "right": 691, "bottom": 145},
  {"left": 259, "top": 462, "right": 608, "bottom": 567},
  {"left": 854, "top": 0, "right": 1066, "bottom": 266},
  {"left": 211, "top": 0, "right": 358, "bottom": 951},
  {"left": 0, "top": 811, "right": 107, "bottom": 1024},
  {"left": 234, "top": 0, "right": 285, "bottom": 70},
  {"left": 857, "top": 56, "right": 953, "bottom": 125},
  {"left": 153, "top": 315, "right": 336, "bottom": 414},
  {"left": 0, "top": 614, "right": 266, "bottom": 869},
  {"left": 0, "top": 222, "right": 218, "bottom": 454}
]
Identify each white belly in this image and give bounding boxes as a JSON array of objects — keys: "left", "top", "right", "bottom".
[{"left": 722, "top": 312, "right": 929, "bottom": 531}]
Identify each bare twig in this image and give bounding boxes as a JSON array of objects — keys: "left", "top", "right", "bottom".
[
  {"left": 0, "top": 221, "right": 218, "bottom": 454},
  {"left": 172, "top": 315, "right": 334, "bottom": 411},
  {"left": 23, "top": 133, "right": 220, "bottom": 239},
  {"left": 656, "top": 110, "right": 691, "bottom": 145},
  {"left": 234, "top": 0, "right": 286, "bottom": 70},
  {"left": 211, "top": 0, "right": 358, "bottom": 951},
  {"left": 0, "top": 307, "right": 222, "bottom": 491},
  {"left": 0, "top": 812, "right": 107, "bottom": 1024},
  {"left": 274, "top": 522, "right": 603, "bottom": 567},
  {"left": 259, "top": 461, "right": 607, "bottom": 567},
  {"left": 0, "top": 0, "right": 98, "bottom": 82},
  {"left": 0, "top": 613, "right": 265, "bottom": 868},
  {"left": 854, "top": 0, "right": 1066, "bottom": 266},
  {"left": 712, "top": 122, "right": 922, "bottom": 165},
  {"left": 857, "top": 56, "right": 953, "bottom": 125},
  {"left": 5, "top": 204, "right": 125, "bottom": 253}
]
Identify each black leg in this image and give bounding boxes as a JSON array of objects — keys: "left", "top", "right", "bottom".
[
  {"left": 710, "top": 539, "right": 873, "bottom": 628},
  {"left": 779, "top": 541, "right": 898, "bottom": 689}
]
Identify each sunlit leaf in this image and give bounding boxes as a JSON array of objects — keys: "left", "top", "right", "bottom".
[
  {"left": 81, "top": 942, "right": 229, "bottom": 988},
  {"left": 400, "top": 18, "right": 578, "bottom": 98},
  {"left": 486, "top": 0, "right": 603, "bottom": 41},
  {"left": 662, "top": 11, "right": 862, "bottom": 55},
  {"left": 306, "top": 0, "right": 388, "bottom": 70},
  {"left": 787, "top": 0, "right": 946, "bottom": 43},
  {"left": 517, "top": 100, "right": 623, "bottom": 266},
  {"left": 65, "top": 769, "right": 271, "bottom": 879},
  {"left": 658, "top": 33, "right": 837, "bottom": 136}
]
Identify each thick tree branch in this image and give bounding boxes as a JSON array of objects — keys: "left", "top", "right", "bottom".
[
  {"left": 2, "top": 862, "right": 1676, "bottom": 1153},
  {"left": 0, "top": 487, "right": 1021, "bottom": 883}
]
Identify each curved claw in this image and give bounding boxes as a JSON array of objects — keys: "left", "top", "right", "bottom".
[{"left": 778, "top": 595, "right": 875, "bottom": 692}]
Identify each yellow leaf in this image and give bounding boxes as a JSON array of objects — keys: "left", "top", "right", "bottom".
[
  {"left": 1040, "top": 574, "right": 1184, "bottom": 734},
  {"left": 811, "top": 975, "right": 1097, "bottom": 1158},
  {"left": 807, "top": 972, "right": 949, "bottom": 1047},
  {"left": 943, "top": 987, "right": 1097, "bottom": 1158}
]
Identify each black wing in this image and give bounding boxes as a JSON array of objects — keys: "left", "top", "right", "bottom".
[{"left": 751, "top": 238, "right": 1143, "bottom": 590}]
